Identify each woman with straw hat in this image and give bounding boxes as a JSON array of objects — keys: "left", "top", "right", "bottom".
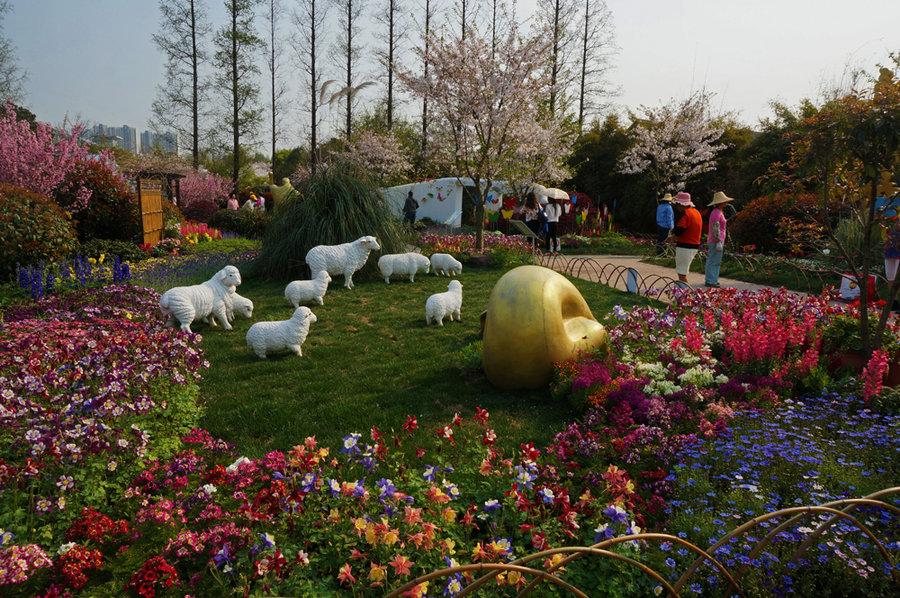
[
  {"left": 705, "top": 191, "right": 735, "bottom": 288},
  {"left": 655, "top": 193, "right": 674, "bottom": 256},
  {"left": 669, "top": 192, "right": 702, "bottom": 284}
]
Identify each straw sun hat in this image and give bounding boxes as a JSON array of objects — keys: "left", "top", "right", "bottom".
[{"left": 708, "top": 191, "right": 735, "bottom": 207}]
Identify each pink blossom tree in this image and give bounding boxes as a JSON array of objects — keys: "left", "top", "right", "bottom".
[
  {"left": 0, "top": 102, "right": 96, "bottom": 213},
  {"left": 343, "top": 129, "right": 412, "bottom": 185},
  {"left": 399, "top": 21, "right": 570, "bottom": 251},
  {"left": 178, "top": 170, "right": 233, "bottom": 207},
  {"left": 617, "top": 91, "right": 728, "bottom": 195}
]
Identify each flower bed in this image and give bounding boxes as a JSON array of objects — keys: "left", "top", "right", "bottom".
[{"left": 0, "top": 271, "right": 896, "bottom": 595}]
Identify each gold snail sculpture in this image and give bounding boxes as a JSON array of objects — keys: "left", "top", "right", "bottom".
[{"left": 481, "top": 265, "right": 609, "bottom": 390}]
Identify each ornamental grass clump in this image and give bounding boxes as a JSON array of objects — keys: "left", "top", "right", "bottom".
[{"left": 257, "top": 159, "right": 406, "bottom": 281}]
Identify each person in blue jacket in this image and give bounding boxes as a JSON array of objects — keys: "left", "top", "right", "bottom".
[{"left": 655, "top": 193, "right": 674, "bottom": 256}]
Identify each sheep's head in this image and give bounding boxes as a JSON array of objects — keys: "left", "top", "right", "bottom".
[
  {"left": 219, "top": 265, "right": 242, "bottom": 287},
  {"left": 317, "top": 271, "right": 333, "bottom": 284},
  {"left": 234, "top": 297, "right": 253, "bottom": 318},
  {"left": 448, "top": 280, "right": 462, "bottom": 292},
  {"left": 293, "top": 306, "right": 317, "bottom": 324},
  {"left": 358, "top": 236, "right": 380, "bottom": 251}
]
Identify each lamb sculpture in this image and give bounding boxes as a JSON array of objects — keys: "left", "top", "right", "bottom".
[
  {"left": 378, "top": 252, "right": 430, "bottom": 284},
  {"left": 429, "top": 253, "right": 463, "bottom": 277},
  {"left": 246, "top": 306, "right": 317, "bottom": 359},
  {"left": 305, "top": 235, "right": 380, "bottom": 289},
  {"left": 425, "top": 280, "right": 463, "bottom": 326},
  {"left": 204, "top": 291, "right": 253, "bottom": 327},
  {"left": 159, "top": 265, "right": 242, "bottom": 333},
  {"left": 285, "top": 271, "right": 332, "bottom": 307}
]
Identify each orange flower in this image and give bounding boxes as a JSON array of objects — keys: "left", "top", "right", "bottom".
[{"left": 389, "top": 554, "right": 413, "bottom": 577}]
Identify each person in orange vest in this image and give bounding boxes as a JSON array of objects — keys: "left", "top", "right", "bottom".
[{"left": 669, "top": 192, "right": 702, "bottom": 284}]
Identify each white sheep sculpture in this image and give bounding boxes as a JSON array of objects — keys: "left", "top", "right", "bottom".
[
  {"left": 159, "top": 265, "right": 242, "bottom": 333},
  {"left": 429, "top": 253, "right": 463, "bottom": 277},
  {"left": 305, "top": 235, "right": 380, "bottom": 289},
  {"left": 425, "top": 280, "right": 463, "bottom": 326},
  {"left": 285, "top": 271, "right": 332, "bottom": 307},
  {"left": 246, "top": 306, "right": 317, "bottom": 359},
  {"left": 205, "top": 291, "right": 253, "bottom": 327},
  {"left": 378, "top": 252, "right": 430, "bottom": 284}
]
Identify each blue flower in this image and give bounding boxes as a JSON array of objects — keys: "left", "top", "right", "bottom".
[
  {"left": 342, "top": 432, "right": 361, "bottom": 454},
  {"left": 377, "top": 478, "right": 398, "bottom": 500},
  {"left": 483, "top": 499, "right": 500, "bottom": 513}
]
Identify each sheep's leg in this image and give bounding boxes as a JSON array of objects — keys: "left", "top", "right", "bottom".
[
  {"left": 290, "top": 345, "right": 303, "bottom": 356},
  {"left": 180, "top": 321, "right": 193, "bottom": 333},
  {"left": 316, "top": 297, "right": 324, "bottom": 305},
  {"left": 453, "top": 310, "right": 460, "bottom": 321},
  {"left": 409, "top": 273, "right": 415, "bottom": 282},
  {"left": 212, "top": 305, "right": 232, "bottom": 330},
  {"left": 384, "top": 276, "right": 391, "bottom": 284},
  {"left": 345, "top": 270, "right": 354, "bottom": 288}
]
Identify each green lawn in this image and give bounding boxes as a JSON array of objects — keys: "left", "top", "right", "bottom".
[{"left": 196, "top": 264, "right": 658, "bottom": 457}]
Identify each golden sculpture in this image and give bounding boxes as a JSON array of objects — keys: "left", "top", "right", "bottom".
[
  {"left": 270, "top": 177, "right": 297, "bottom": 209},
  {"left": 481, "top": 265, "right": 608, "bottom": 390}
]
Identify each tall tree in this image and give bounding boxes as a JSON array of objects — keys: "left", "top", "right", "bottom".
[
  {"left": 575, "top": 0, "right": 616, "bottom": 133},
  {"left": 291, "top": 0, "right": 328, "bottom": 172},
  {"left": 332, "top": 0, "right": 367, "bottom": 139},
  {"left": 400, "top": 20, "right": 570, "bottom": 251},
  {"left": 213, "top": 0, "right": 265, "bottom": 188},
  {"left": 415, "top": 0, "right": 440, "bottom": 168},
  {"left": 617, "top": 91, "right": 728, "bottom": 196},
  {"left": 262, "top": 0, "right": 288, "bottom": 174},
  {"left": 536, "top": 0, "right": 578, "bottom": 117},
  {"left": 373, "top": 0, "right": 405, "bottom": 129},
  {"left": 0, "top": 1, "right": 26, "bottom": 103},
  {"left": 151, "top": 0, "right": 210, "bottom": 167}
]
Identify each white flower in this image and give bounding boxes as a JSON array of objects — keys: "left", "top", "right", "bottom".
[
  {"left": 58, "top": 542, "right": 76, "bottom": 556},
  {"left": 226, "top": 456, "right": 251, "bottom": 472}
]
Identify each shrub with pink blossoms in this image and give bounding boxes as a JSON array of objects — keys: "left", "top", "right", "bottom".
[{"left": 0, "top": 101, "right": 99, "bottom": 214}]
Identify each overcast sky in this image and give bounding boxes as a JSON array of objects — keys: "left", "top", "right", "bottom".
[{"left": 5, "top": 0, "right": 899, "bottom": 150}]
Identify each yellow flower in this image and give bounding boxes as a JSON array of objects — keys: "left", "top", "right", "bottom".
[{"left": 98, "top": 253, "right": 105, "bottom": 264}]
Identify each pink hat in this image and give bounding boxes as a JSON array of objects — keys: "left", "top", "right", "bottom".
[{"left": 672, "top": 192, "right": 693, "bottom": 207}]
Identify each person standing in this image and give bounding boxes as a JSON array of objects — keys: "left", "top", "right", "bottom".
[
  {"left": 402, "top": 191, "right": 419, "bottom": 228},
  {"left": 522, "top": 192, "right": 542, "bottom": 237},
  {"left": 655, "top": 193, "right": 674, "bottom": 256},
  {"left": 670, "top": 192, "right": 702, "bottom": 284},
  {"left": 704, "top": 191, "right": 735, "bottom": 288},
  {"left": 226, "top": 192, "right": 239, "bottom": 210},
  {"left": 544, "top": 197, "right": 563, "bottom": 254}
]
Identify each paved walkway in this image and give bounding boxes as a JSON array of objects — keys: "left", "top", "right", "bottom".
[{"left": 538, "top": 253, "right": 784, "bottom": 299}]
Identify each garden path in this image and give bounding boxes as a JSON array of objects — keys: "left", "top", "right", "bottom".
[{"left": 542, "top": 254, "right": 791, "bottom": 301}]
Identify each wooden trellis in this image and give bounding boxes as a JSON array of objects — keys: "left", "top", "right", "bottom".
[{"left": 137, "top": 177, "right": 164, "bottom": 246}]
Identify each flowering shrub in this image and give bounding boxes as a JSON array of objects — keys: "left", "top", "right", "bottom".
[
  {"left": 0, "top": 101, "right": 98, "bottom": 214},
  {"left": 178, "top": 171, "right": 231, "bottom": 209},
  {"left": 418, "top": 233, "right": 527, "bottom": 260}
]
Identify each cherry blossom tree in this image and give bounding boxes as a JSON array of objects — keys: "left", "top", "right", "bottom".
[
  {"left": 399, "top": 21, "right": 570, "bottom": 251},
  {"left": 342, "top": 129, "right": 411, "bottom": 184},
  {"left": 617, "top": 91, "right": 728, "bottom": 195},
  {"left": 0, "top": 102, "right": 95, "bottom": 213}
]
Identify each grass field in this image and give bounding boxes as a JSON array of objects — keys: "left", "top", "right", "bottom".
[{"left": 195, "top": 263, "right": 659, "bottom": 457}]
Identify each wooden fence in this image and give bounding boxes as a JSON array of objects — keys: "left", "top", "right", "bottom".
[{"left": 137, "top": 178, "right": 164, "bottom": 246}]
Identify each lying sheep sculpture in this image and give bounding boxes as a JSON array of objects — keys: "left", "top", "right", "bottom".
[
  {"left": 426, "top": 279, "right": 463, "bottom": 326},
  {"left": 285, "top": 271, "right": 332, "bottom": 307},
  {"left": 378, "top": 252, "right": 430, "bottom": 284},
  {"left": 246, "top": 306, "right": 317, "bottom": 359},
  {"left": 429, "top": 253, "right": 462, "bottom": 277},
  {"left": 305, "top": 235, "right": 380, "bottom": 289},
  {"left": 160, "top": 265, "right": 242, "bottom": 333}
]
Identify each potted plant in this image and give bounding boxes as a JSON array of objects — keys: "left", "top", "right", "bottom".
[{"left": 822, "top": 314, "right": 900, "bottom": 383}]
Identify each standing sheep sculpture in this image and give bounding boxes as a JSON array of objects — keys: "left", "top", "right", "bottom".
[
  {"left": 159, "top": 265, "right": 242, "bottom": 333},
  {"left": 246, "top": 306, "right": 317, "bottom": 359},
  {"left": 425, "top": 280, "right": 463, "bottom": 326},
  {"left": 305, "top": 235, "right": 380, "bottom": 289},
  {"left": 378, "top": 252, "right": 430, "bottom": 284},
  {"left": 429, "top": 253, "right": 463, "bottom": 277},
  {"left": 285, "top": 271, "right": 332, "bottom": 307}
]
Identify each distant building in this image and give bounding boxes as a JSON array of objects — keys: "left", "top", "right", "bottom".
[
  {"left": 140, "top": 130, "right": 182, "bottom": 155},
  {"left": 82, "top": 124, "right": 138, "bottom": 153}
]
